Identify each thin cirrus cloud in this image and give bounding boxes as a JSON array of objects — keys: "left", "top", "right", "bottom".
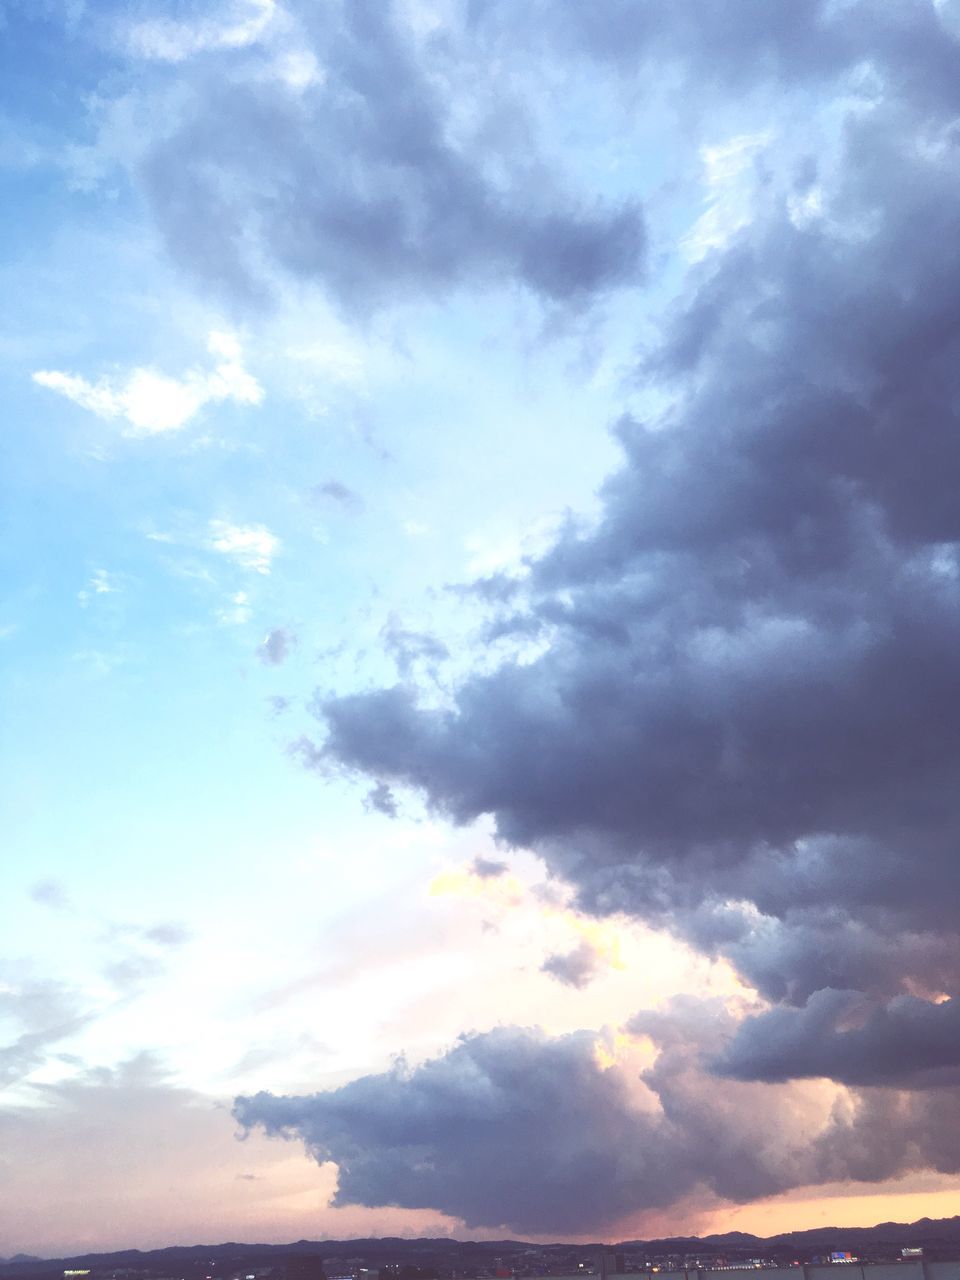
[{"left": 33, "top": 331, "right": 262, "bottom": 436}]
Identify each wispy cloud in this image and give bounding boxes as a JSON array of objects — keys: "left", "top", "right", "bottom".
[
  {"left": 77, "top": 568, "right": 118, "bottom": 606},
  {"left": 218, "top": 591, "right": 253, "bottom": 625},
  {"left": 124, "top": 0, "right": 277, "bottom": 63},
  {"left": 33, "top": 331, "right": 263, "bottom": 436}
]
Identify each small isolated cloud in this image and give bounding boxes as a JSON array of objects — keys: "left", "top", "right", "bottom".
[
  {"left": 471, "top": 856, "right": 508, "bottom": 879},
  {"left": 311, "top": 480, "right": 362, "bottom": 510},
  {"left": 257, "top": 626, "right": 296, "bottom": 666},
  {"left": 364, "top": 780, "right": 398, "bottom": 818},
  {"left": 77, "top": 568, "right": 118, "bottom": 606},
  {"left": 125, "top": 0, "right": 276, "bottom": 62},
  {"left": 209, "top": 522, "right": 278, "bottom": 575},
  {"left": 142, "top": 922, "right": 192, "bottom": 948},
  {"left": 218, "top": 590, "right": 252, "bottom": 625},
  {"left": 541, "top": 939, "right": 602, "bottom": 989},
  {"left": 33, "top": 331, "right": 262, "bottom": 436},
  {"left": 29, "top": 880, "right": 70, "bottom": 909}
]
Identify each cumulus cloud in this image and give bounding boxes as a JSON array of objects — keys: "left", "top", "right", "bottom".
[
  {"left": 236, "top": 1014, "right": 960, "bottom": 1234},
  {"left": 134, "top": 0, "right": 645, "bottom": 310},
  {"left": 33, "top": 331, "right": 262, "bottom": 435},
  {"left": 307, "top": 0, "right": 960, "bottom": 1084},
  {"left": 209, "top": 520, "right": 278, "bottom": 574},
  {"left": 236, "top": 1026, "right": 696, "bottom": 1234}
]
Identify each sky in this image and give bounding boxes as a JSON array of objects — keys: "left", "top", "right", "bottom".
[{"left": 4, "top": 0, "right": 960, "bottom": 1258}]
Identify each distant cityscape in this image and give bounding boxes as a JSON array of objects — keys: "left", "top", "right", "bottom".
[{"left": 4, "top": 1216, "right": 960, "bottom": 1280}]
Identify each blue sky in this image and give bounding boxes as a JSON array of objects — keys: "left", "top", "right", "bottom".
[{"left": 5, "top": 0, "right": 960, "bottom": 1257}]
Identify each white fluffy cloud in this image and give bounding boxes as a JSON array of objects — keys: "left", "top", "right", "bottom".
[
  {"left": 33, "top": 331, "right": 263, "bottom": 436},
  {"left": 209, "top": 521, "right": 279, "bottom": 575}
]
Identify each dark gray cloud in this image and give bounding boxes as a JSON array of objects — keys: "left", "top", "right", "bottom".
[
  {"left": 233, "top": 1024, "right": 747, "bottom": 1233},
  {"left": 714, "top": 991, "right": 960, "bottom": 1089},
  {"left": 236, "top": 1014, "right": 960, "bottom": 1233},
  {"left": 257, "top": 626, "right": 296, "bottom": 666},
  {"left": 138, "top": 0, "right": 645, "bottom": 311},
  {"left": 307, "top": 0, "right": 960, "bottom": 1070},
  {"left": 541, "top": 940, "right": 602, "bottom": 989}
]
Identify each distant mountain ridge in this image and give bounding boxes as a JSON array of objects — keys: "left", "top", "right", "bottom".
[{"left": 4, "top": 1215, "right": 960, "bottom": 1275}]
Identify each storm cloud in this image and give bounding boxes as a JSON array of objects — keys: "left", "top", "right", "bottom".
[
  {"left": 234, "top": 1022, "right": 799, "bottom": 1233},
  {"left": 311, "top": 3, "right": 960, "bottom": 1023},
  {"left": 208, "top": 0, "right": 960, "bottom": 1232},
  {"left": 236, "top": 1015, "right": 960, "bottom": 1233}
]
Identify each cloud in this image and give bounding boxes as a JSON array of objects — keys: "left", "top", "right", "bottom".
[
  {"left": 235, "top": 1013, "right": 960, "bottom": 1234},
  {"left": 33, "top": 331, "right": 262, "bottom": 435},
  {"left": 134, "top": 0, "right": 645, "bottom": 310},
  {"left": 218, "top": 590, "right": 253, "bottom": 625},
  {"left": 209, "top": 521, "right": 279, "bottom": 574},
  {"left": 381, "top": 617, "right": 449, "bottom": 680},
  {"left": 257, "top": 626, "right": 296, "bottom": 665},
  {"left": 311, "top": 480, "right": 363, "bottom": 510},
  {"left": 714, "top": 991, "right": 960, "bottom": 1089},
  {"left": 0, "top": 978, "right": 97, "bottom": 1091},
  {"left": 141, "top": 922, "right": 193, "bottom": 948},
  {"left": 308, "top": 0, "right": 960, "bottom": 1082},
  {"left": 0, "top": 1055, "right": 345, "bottom": 1256},
  {"left": 541, "top": 939, "right": 602, "bottom": 990},
  {"left": 470, "top": 856, "right": 508, "bottom": 879},
  {"left": 125, "top": 0, "right": 277, "bottom": 63},
  {"left": 29, "top": 880, "right": 70, "bottom": 909},
  {"left": 364, "top": 780, "right": 398, "bottom": 818},
  {"left": 236, "top": 1025, "right": 684, "bottom": 1234},
  {"left": 77, "top": 569, "right": 119, "bottom": 607}
]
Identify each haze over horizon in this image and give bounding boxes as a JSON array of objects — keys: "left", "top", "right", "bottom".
[{"left": 4, "top": 0, "right": 960, "bottom": 1259}]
